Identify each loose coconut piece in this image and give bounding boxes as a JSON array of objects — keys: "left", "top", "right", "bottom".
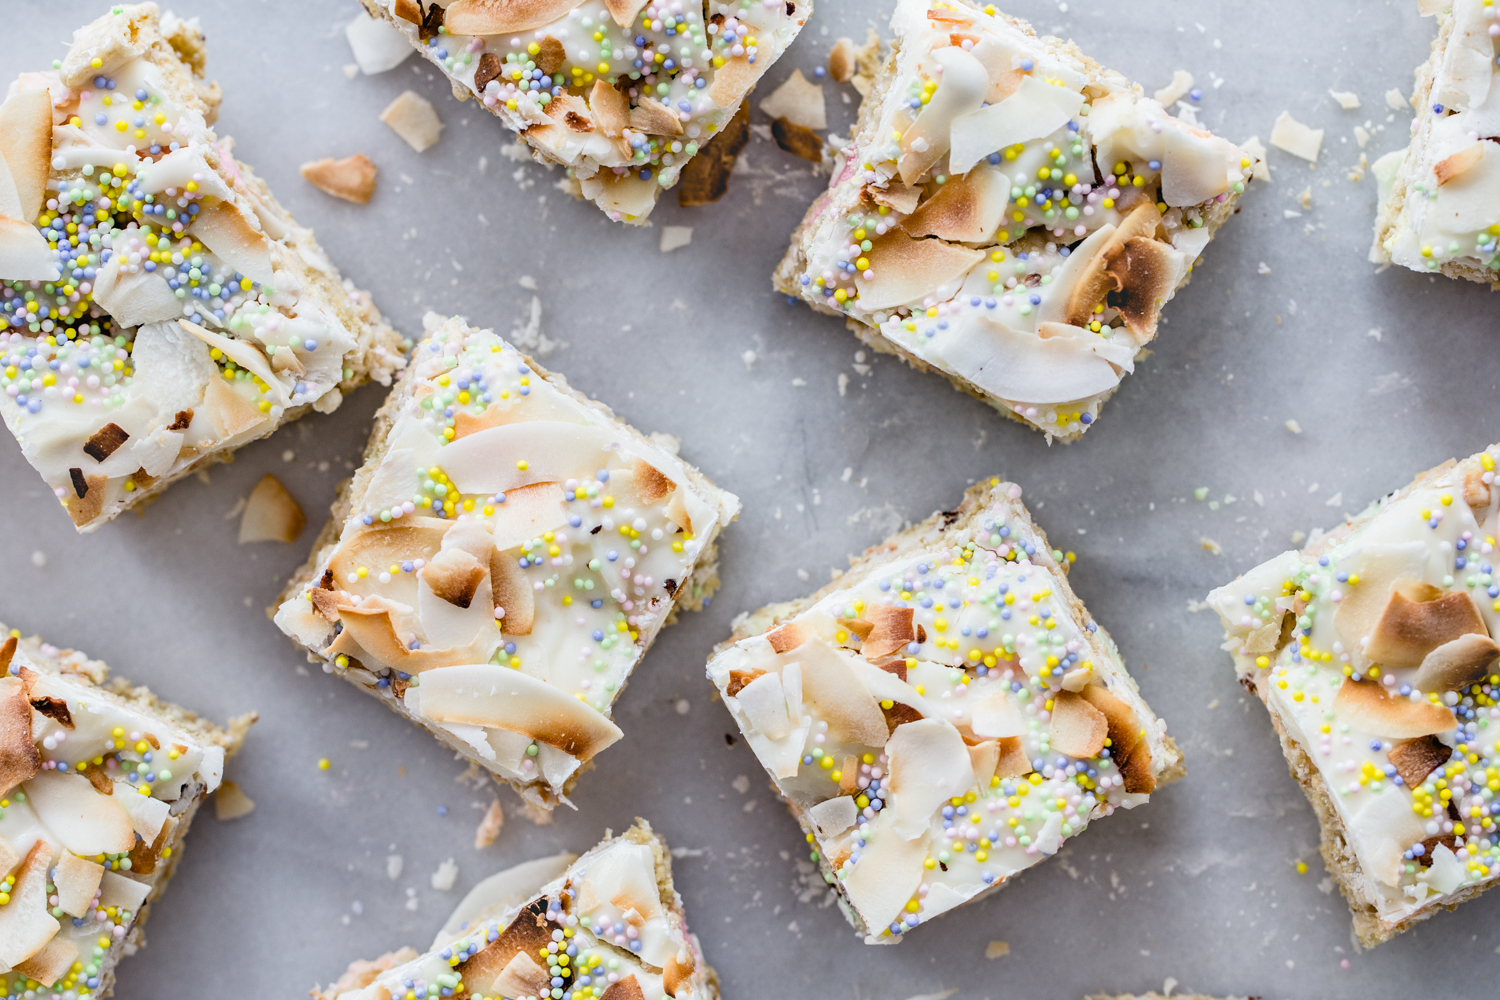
[
  {"left": 422, "top": 547, "right": 488, "bottom": 608},
  {"left": 855, "top": 231, "right": 984, "bottom": 311},
  {"left": 239, "top": 474, "right": 305, "bottom": 543},
  {"left": 589, "top": 80, "right": 631, "bottom": 137},
  {"left": 0, "top": 676, "right": 40, "bottom": 796},
  {"left": 827, "top": 37, "right": 856, "bottom": 83},
  {"left": 1333, "top": 678, "right": 1458, "bottom": 738},
  {"left": 300, "top": 154, "right": 379, "bottom": 204},
  {"left": 862, "top": 606, "right": 916, "bottom": 659},
  {"left": 1364, "top": 581, "right": 1488, "bottom": 668},
  {"left": 25, "top": 771, "right": 137, "bottom": 856},
  {"left": 0, "top": 89, "right": 53, "bottom": 225},
  {"left": 1412, "top": 632, "right": 1500, "bottom": 692},
  {"left": 53, "top": 852, "right": 105, "bottom": 918},
  {"left": 1047, "top": 690, "right": 1108, "bottom": 758},
  {"left": 415, "top": 663, "right": 624, "bottom": 760},
  {"left": 15, "top": 935, "right": 77, "bottom": 987},
  {"left": 215, "top": 779, "right": 257, "bottom": 820},
  {"left": 628, "top": 99, "right": 684, "bottom": 137},
  {"left": 899, "top": 166, "right": 1009, "bottom": 243},
  {"left": 443, "top": 0, "right": 581, "bottom": 36},
  {"left": 1104, "top": 236, "right": 1186, "bottom": 342},
  {"left": 772, "top": 117, "right": 822, "bottom": 161},
  {"left": 1388, "top": 735, "right": 1452, "bottom": 788},
  {"left": 380, "top": 90, "right": 444, "bottom": 152},
  {"left": 1080, "top": 683, "right": 1155, "bottom": 794},
  {"left": 0, "top": 841, "right": 60, "bottom": 966}
]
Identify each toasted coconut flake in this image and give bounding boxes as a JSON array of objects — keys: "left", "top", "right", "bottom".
[
  {"left": 1413, "top": 632, "right": 1500, "bottom": 692},
  {"left": 1048, "top": 691, "right": 1108, "bottom": 758},
  {"left": 796, "top": 639, "right": 890, "bottom": 747},
  {"left": 126, "top": 813, "right": 176, "bottom": 875},
  {"left": 1435, "top": 142, "right": 1487, "bottom": 185},
  {"left": 64, "top": 470, "right": 108, "bottom": 526},
  {"left": 970, "top": 688, "right": 1028, "bottom": 739},
  {"left": 604, "top": 0, "right": 649, "bottom": 28},
  {"left": 28, "top": 695, "right": 72, "bottom": 730},
  {"left": 331, "top": 520, "right": 449, "bottom": 584},
  {"left": 239, "top": 474, "right": 305, "bottom": 544},
  {"left": 439, "top": 421, "right": 611, "bottom": 497},
  {"left": 995, "top": 736, "right": 1032, "bottom": 778},
  {"left": 1104, "top": 236, "right": 1187, "bottom": 343},
  {"left": 491, "top": 545, "right": 537, "bottom": 635},
  {"left": 767, "top": 622, "right": 811, "bottom": 653},
  {"left": 900, "top": 165, "right": 1009, "bottom": 243},
  {"left": 459, "top": 903, "right": 554, "bottom": 989},
  {"left": 855, "top": 231, "right": 984, "bottom": 312},
  {"left": 1060, "top": 205, "right": 1160, "bottom": 326},
  {"left": 707, "top": 55, "right": 759, "bottom": 109},
  {"left": 1243, "top": 611, "right": 1293, "bottom": 656},
  {"left": 1080, "top": 683, "right": 1155, "bottom": 794},
  {"left": 869, "top": 181, "right": 922, "bottom": 214},
  {"left": 678, "top": 101, "right": 749, "bottom": 206},
  {"left": 1152, "top": 69, "right": 1194, "bottom": 106},
  {"left": 862, "top": 606, "right": 916, "bottom": 660},
  {"left": 53, "top": 853, "right": 104, "bottom": 919},
  {"left": 533, "top": 35, "right": 567, "bottom": 75},
  {"left": 0, "top": 90, "right": 53, "bottom": 225},
  {"left": 1334, "top": 678, "right": 1458, "bottom": 738},
  {"left": 0, "top": 676, "right": 42, "bottom": 796},
  {"left": 475, "top": 797, "right": 504, "bottom": 848},
  {"left": 0, "top": 841, "right": 59, "bottom": 967},
  {"left": 899, "top": 47, "right": 989, "bottom": 184},
  {"left": 443, "top": 0, "right": 581, "bottom": 35},
  {"left": 81, "top": 422, "right": 128, "bottom": 463},
  {"left": 629, "top": 458, "right": 675, "bottom": 505},
  {"left": 967, "top": 739, "right": 1000, "bottom": 787},
  {"left": 416, "top": 662, "right": 623, "bottom": 759},
  {"left": 1269, "top": 111, "right": 1323, "bottom": 162},
  {"left": 393, "top": 0, "right": 423, "bottom": 23},
  {"left": 662, "top": 952, "right": 695, "bottom": 997},
  {"left": 380, "top": 90, "right": 444, "bottom": 153},
  {"left": 827, "top": 37, "right": 856, "bottom": 83},
  {"left": 949, "top": 75, "right": 1084, "bottom": 176},
  {"left": 840, "top": 818, "right": 927, "bottom": 929},
  {"left": 0, "top": 635, "right": 13, "bottom": 672},
  {"left": 1388, "top": 735, "right": 1452, "bottom": 788},
  {"left": 760, "top": 69, "right": 826, "bottom": 130},
  {"left": 628, "top": 99, "right": 684, "bottom": 136},
  {"left": 489, "top": 482, "right": 568, "bottom": 553},
  {"left": 724, "top": 668, "right": 764, "bottom": 698},
  {"left": 590, "top": 80, "right": 631, "bottom": 137},
  {"left": 1365, "top": 582, "right": 1488, "bottom": 668},
  {"left": 214, "top": 779, "right": 256, "bottom": 821},
  {"left": 771, "top": 116, "right": 822, "bottom": 161},
  {"left": 493, "top": 951, "right": 553, "bottom": 998},
  {"left": 837, "top": 616, "right": 874, "bottom": 640},
  {"left": 14, "top": 934, "right": 76, "bottom": 987},
  {"left": 0, "top": 216, "right": 61, "bottom": 281},
  {"left": 190, "top": 201, "right": 274, "bottom": 285},
  {"left": 1465, "top": 465, "right": 1491, "bottom": 509},
  {"left": 24, "top": 771, "right": 137, "bottom": 856},
  {"left": 422, "top": 547, "right": 488, "bottom": 608},
  {"left": 886, "top": 718, "right": 975, "bottom": 839},
  {"left": 300, "top": 154, "right": 378, "bottom": 204},
  {"left": 600, "top": 976, "right": 646, "bottom": 1000},
  {"left": 327, "top": 603, "right": 493, "bottom": 672},
  {"left": 474, "top": 50, "right": 504, "bottom": 93}
]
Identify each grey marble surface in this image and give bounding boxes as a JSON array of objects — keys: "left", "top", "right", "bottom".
[{"left": 3, "top": 1, "right": 1495, "bottom": 998}]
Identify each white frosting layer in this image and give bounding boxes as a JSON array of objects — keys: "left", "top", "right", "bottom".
[
  {"left": 0, "top": 4, "right": 405, "bottom": 531},
  {"left": 1209, "top": 446, "right": 1500, "bottom": 932},
  {"left": 1375, "top": 0, "right": 1500, "bottom": 277},
  {"left": 785, "top": 0, "right": 1251, "bottom": 440},
  {"left": 706, "top": 478, "right": 1174, "bottom": 942},
  {"left": 323, "top": 826, "right": 712, "bottom": 1000},
  {"left": 365, "top": 0, "right": 809, "bottom": 223},
  {"left": 0, "top": 627, "right": 230, "bottom": 994},
  {"left": 276, "top": 314, "right": 738, "bottom": 808}
]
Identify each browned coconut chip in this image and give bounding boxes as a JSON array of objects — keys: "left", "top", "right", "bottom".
[
  {"left": 490, "top": 547, "right": 536, "bottom": 634},
  {"left": 0, "top": 89, "right": 53, "bottom": 225},
  {"left": 1466, "top": 465, "right": 1492, "bottom": 508},
  {"left": 995, "top": 735, "right": 1032, "bottom": 778},
  {"left": 533, "top": 36, "right": 567, "bottom": 75},
  {"left": 300, "top": 154, "right": 379, "bottom": 204},
  {"left": 1080, "top": 683, "right": 1155, "bottom": 793},
  {"left": 475, "top": 797, "right": 504, "bottom": 848},
  {"left": 422, "top": 547, "right": 488, "bottom": 608},
  {"left": 459, "top": 902, "right": 555, "bottom": 990},
  {"left": 310, "top": 587, "right": 354, "bottom": 623},
  {"left": 868, "top": 180, "right": 922, "bottom": 215},
  {"left": 725, "top": 668, "right": 763, "bottom": 697},
  {"left": 190, "top": 201, "right": 273, "bottom": 283},
  {"left": 0, "top": 634, "right": 14, "bottom": 672},
  {"left": 81, "top": 422, "right": 129, "bottom": 462},
  {"left": 0, "top": 677, "right": 41, "bottom": 797},
  {"left": 827, "top": 37, "right": 856, "bottom": 83},
  {"left": 214, "top": 780, "right": 256, "bottom": 820},
  {"left": 1435, "top": 142, "right": 1489, "bottom": 185},
  {"left": 492, "top": 953, "right": 553, "bottom": 998},
  {"left": 1388, "top": 735, "right": 1452, "bottom": 788},
  {"left": 1104, "top": 237, "right": 1182, "bottom": 342},
  {"left": 444, "top": 0, "right": 581, "bottom": 35},
  {"left": 64, "top": 470, "right": 107, "bottom": 525},
  {"left": 16, "top": 937, "right": 77, "bottom": 988},
  {"left": 380, "top": 91, "right": 444, "bottom": 153},
  {"left": 837, "top": 616, "right": 874, "bottom": 640},
  {"left": 330, "top": 520, "right": 449, "bottom": 583},
  {"left": 589, "top": 80, "right": 631, "bottom": 137},
  {"left": 967, "top": 739, "right": 1000, "bottom": 786},
  {"left": 678, "top": 101, "right": 751, "bottom": 206},
  {"left": 474, "top": 51, "right": 504, "bottom": 92},
  {"left": 855, "top": 231, "right": 985, "bottom": 312},
  {"left": 881, "top": 700, "right": 923, "bottom": 732},
  {"left": 1062, "top": 203, "right": 1163, "bottom": 327},
  {"left": 1048, "top": 690, "right": 1108, "bottom": 758},
  {"left": 327, "top": 603, "right": 493, "bottom": 671},
  {"left": 604, "top": 0, "right": 649, "bottom": 28},
  {"left": 1413, "top": 632, "right": 1500, "bottom": 692},
  {"left": 392, "top": 0, "right": 445, "bottom": 39},
  {"left": 129, "top": 813, "right": 179, "bottom": 874},
  {"left": 630, "top": 458, "right": 675, "bottom": 505},
  {"left": 767, "top": 622, "right": 810, "bottom": 653},
  {"left": 167, "top": 408, "right": 193, "bottom": 431},
  {"left": 772, "top": 117, "right": 822, "bottom": 161},
  {"left": 239, "top": 474, "right": 305, "bottom": 543},
  {"left": 1365, "top": 581, "right": 1488, "bottom": 667},
  {"left": 201, "top": 377, "right": 267, "bottom": 440},
  {"left": 28, "top": 695, "right": 73, "bottom": 730},
  {"left": 900, "top": 170, "right": 1009, "bottom": 243},
  {"left": 862, "top": 606, "right": 916, "bottom": 660},
  {"left": 1334, "top": 678, "right": 1458, "bottom": 738},
  {"left": 707, "top": 55, "right": 759, "bottom": 108},
  {"left": 53, "top": 853, "right": 104, "bottom": 918},
  {"left": 629, "top": 99, "right": 684, "bottom": 136},
  {"left": 601, "top": 976, "right": 646, "bottom": 1000}
]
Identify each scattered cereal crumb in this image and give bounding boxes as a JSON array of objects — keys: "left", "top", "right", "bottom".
[
  {"left": 985, "top": 940, "right": 1011, "bottom": 959},
  {"left": 1200, "top": 537, "right": 1223, "bottom": 555},
  {"left": 30, "top": 551, "right": 45, "bottom": 567},
  {"left": 838, "top": 372, "right": 850, "bottom": 396},
  {"left": 1285, "top": 419, "right": 1303, "bottom": 434},
  {"left": 1325, "top": 491, "right": 1344, "bottom": 508},
  {"left": 475, "top": 799, "right": 504, "bottom": 849},
  {"left": 675, "top": 698, "right": 691, "bottom": 715},
  {"left": 1257, "top": 262, "right": 1271, "bottom": 274},
  {"left": 1329, "top": 89, "right": 1360, "bottom": 110},
  {"left": 741, "top": 349, "right": 757, "bottom": 370},
  {"left": 1297, "top": 186, "right": 1312, "bottom": 209},
  {"left": 431, "top": 859, "right": 459, "bottom": 891},
  {"left": 387, "top": 855, "right": 404, "bottom": 879},
  {"left": 732, "top": 774, "right": 751, "bottom": 794},
  {"left": 1291, "top": 530, "right": 1308, "bottom": 545}
]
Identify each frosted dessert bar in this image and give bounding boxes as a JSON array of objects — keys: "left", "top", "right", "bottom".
[
  {"left": 1208, "top": 445, "right": 1500, "bottom": 946},
  {"left": 774, "top": 0, "right": 1253, "bottom": 440},
  {"left": 359, "top": 0, "right": 811, "bottom": 223},
  {"left": 0, "top": 4, "right": 405, "bottom": 531},
  {"left": 0, "top": 623, "right": 252, "bottom": 997},
  {"left": 276, "top": 314, "right": 739, "bottom": 810},
  {"left": 313, "top": 820, "right": 718, "bottom": 1000},
  {"left": 1371, "top": 0, "right": 1500, "bottom": 285},
  {"left": 705, "top": 477, "right": 1180, "bottom": 942}
]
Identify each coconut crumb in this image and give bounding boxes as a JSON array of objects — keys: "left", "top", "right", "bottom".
[
  {"left": 475, "top": 799, "right": 504, "bottom": 849},
  {"left": 1286, "top": 419, "right": 1303, "bottom": 434},
  {"left": 214, "top": 779, "right": 255, "bottom": 820},
  {"left": 660, "top": 225, "right": 694, "bottom": 253},
  {"left": 1329, "top": 89, "right": 1360, "bottom": 110},
  {"left": 760, "top": 69, "right": 826, "bottom": 130},
  {"left": 1153, "top": 69, "right": 1194, "bottom": 106},
  {"left": 985, "top": 940, "right": 1011, "bottom": 959},
  {"left": 1386, "top": 88, "right": 1411, "bottom": 112},
  {"left": 1297, "top": 186, "right": 1312, "bottom": 209},
  {"left": 1200, "top": 537, "right": 1224, "bottom": 555},
  {"left": 1270, "top": 111, "right": 1323, "bottom": 162},
  {"left": 386, "top": 855, "right": 404, "bottom": 879},
  {"left": 380, "top": 91, "right": 443, "bottom": 152}
]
